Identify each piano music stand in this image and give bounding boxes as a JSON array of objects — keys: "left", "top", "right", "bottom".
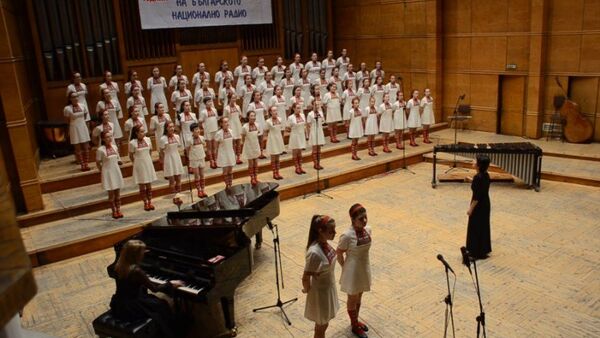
[
  {"left": 446, "top": 97, "right": 469, "bottom": 174},
  {"left": 304, "top": 112, "right": 333, "bottom": 200},
  {"left": 253, "top": 218, "right": 297, "bottom": 325}
]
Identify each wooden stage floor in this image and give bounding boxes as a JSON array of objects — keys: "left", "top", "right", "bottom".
[{"left": 21, "top": 160, "right": 600, "bottom": 337}]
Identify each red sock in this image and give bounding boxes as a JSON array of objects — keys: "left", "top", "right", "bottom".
[{"left": 347, "top": 309, "right": 358, "bottom": 327}]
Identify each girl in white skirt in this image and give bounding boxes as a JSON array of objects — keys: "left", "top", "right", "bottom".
[
  {"left": 241, "top": 111, "right": 262, "bottom": 186},
  {"left": 198, "top": 97, "right": 219, "bottom": 169},
  {"left": 92, "top": 110, "right": 115, "bottom": 147},
  {"left": 192, "top": 62, "right": 210, "bottom": 95},
  {"left": 370, "top": 76, "right": 386, "bottom": 109},
  {"left": 176, "top": 101, "right": 198, "bottom": 150},
  {"left": 65, "top": 92, "right": 91, "bottom": 171},
  {"left": 337, "top": 203, "right": 372, "bottom": 338},
  {"left": 123, "top": 106, "right": 148, "bottom": 142},
  {"left": 129, "top": 125, "right": 157, "bottom": 211},
  {"left": 149, "top": 102, "right": 172, "bottom": 149},
  {"left": 357, "top": 78, "right": 372, "bottom": 116},
  {"left": 233, "top": 56, "right": 251, "bottom": 93},
  {"left": 342, "top": 79, "right": 356, "bottom": 136},
  {"left": 364, "top": 96, "right": 380, "bottom": 156},
  {"left": 322, "top": 50, "right": 336, "bottom": 79},
  {"left": 223, "top": 93, "right": 243, "bottom": 165},
  {"left": 420, "top": 88, "right": 435, "bottom": 144},
  {"left": 219, "top": 77, "right": 236, "bottom": 108},
  {"left": 259, "top": 71, "right": 275, "bottom": 107},
  {"left": 269, "top": 85, "right": 288, "bottom": 128},
  {"left": 271, "top": 56, "right": 286, "bottom": 83},
  {"left": 215, "top": 60, "right": 233, "bottom": 94},
  {"left": 159, "top": 121, "right": 184, "bottom": 206},
  {"left": 336, "top": 48, "right": 350, "bottom": 80},
  {"left": 356, "top": 63, "right": 369, "bottom": 91},
  {"left": 265, "top": 106, "right": 285, "bottom": 180},
  {"left": 407, "top": 89, "right": 422, "bottom": 147},
  {"left": 302, "top": 215, "right": 339, "bottom": 338},
  {"left": 96, "top": 131, "right": 124, "bottom": 219},
  {"left": 378, "top": 92, "right": 394, "bottom": 153},
  {"left": 329, "top": 67, "right": 343, "bottom": 97},
  {"left": 289, "top": 53, "right": 304, "bottom": 82},
  {"left": 322, "top": 83, "right": 342, "bottom": 143},
  {"left": 385, "top": 75, "right": 400, "bottom": 105},
  {"left": 289, "top": 85, "right": 306, "bottom": 112},
  {"left": 96, "top": 88, "right": 123, "bottom": 152},
  {"left": 99, "top": 70, "right": 121, "bottom": 111},
  {"left": 194, "top": 78, "right": 216, "bottom": 114},
  {"left": 370, "top": 61, "right": 385, "bottom": 84},
  {"left": 124, "top": 70, "right": 143, "bottom": 97},
  {"left": 187, "top": 123, "right": 207, "bottom": 198},
  {"left": 215, "top": 118, "right": 236, "bottom": 189},
  {"left": 393, "top": 91, "right": 407, "bottom": 149},
  {"left": 252, "top": 57, "right": 268, "bottom": 89},
  {"left": 126, "top": 85, "right": 149, "bottom": 117},
  {"left": 66, "top": 72, "right": 89, "bottom": 117},
  {"left": 168, "top": 64, "right": 189, "bottom": 91},
  {"left": 307, "top": 98, "right": 326, "bottom": 170},
  {"left": 246, "top": 91, "right": 267, "bottom": 159},
  {"left": 146, "top": 67, "right": 168, "bottom": 113},
  {"left": 342, "top": 63, "right": 356, "bottom": 90},
  {"left": 171, "top": 79, "right": 192, "bottom": 115},
  {"left": 239, "top": 74, "right": 256, "bottom": 118},
  {"left": 299, "top": 69, "right": 313, "bottom": 107},
  {"left": 280, "top": 68, "right": 295, "bottom": 106},
  {"left": 287, "top": 102, "right": 308, "bottom": 175},
  {"left": 316, "top": 69, "right": 329, "bottom": 103},
  {"left": 348, "top": 98, "right": 364, "bottom": 161},
  {"left": 306, "top": 53, "right": 321, "bottom": 83}
]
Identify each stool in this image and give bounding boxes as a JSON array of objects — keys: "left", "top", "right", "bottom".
[{"left": 92, "top": 310, "right": 158, "bottom": 338}]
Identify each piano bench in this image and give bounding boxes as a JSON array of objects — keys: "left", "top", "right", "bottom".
[{"left": 92, "top": 310, "right": 159, "bottom": 338}]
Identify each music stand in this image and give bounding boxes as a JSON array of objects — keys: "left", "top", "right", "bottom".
[
  {"left": 304, "top": 112, "right": 333, "bottom": 199},
  {"left": 445, "top": 97, "right": 470, "bottom": 174}
]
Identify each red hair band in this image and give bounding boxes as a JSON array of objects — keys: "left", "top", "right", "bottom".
[
  {"left": 319, "top": 215, "right": 331, "bottom": 227},
  {"left": 349, "top": 204, "right": 364, "bottom": 218}
]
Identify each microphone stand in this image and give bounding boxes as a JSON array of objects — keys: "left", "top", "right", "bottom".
[
  {"left": 445, "top": 94, "right": 468, "bottom": 174},
  {"left": 176, "top": 112, "right": 194, "bottom": 210},
  {"left": 441, "top": 262, "right": 456, "bottom": 338},
  {"left": 253, "top": 218, "right": 297, "bottom": 325},
  {"left": 398, "top": 124, "right": 415, "bottom": 174},
  {"left": 304, "top": 111, "right": 333, "bottom": 199},
  {"left": 464, "top": 254, "right": 487, "bottom": 338}
]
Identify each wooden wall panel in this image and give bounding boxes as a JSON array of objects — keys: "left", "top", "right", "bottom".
[
  {"left": 548, "top": 0, "right": 584, "bottom": 31},
  {"left": 583, "top": 0, "right": 600, "bottom": 30},
  {"left": 472, "top": 1, "right": 508, "bottom": 32},
  {"left": 546, "top": 35, "right": 581, "bottom": 73},
  {"left": 442, "top": 0, "right": 472, "bottom": 33},
  {"left": 508, "top": 0, "right": 531, "bottom": 32},
  {"left": 470, "top": 37, "right": 507, "bottom": 71},
  {"left": 506, "top": 36, "right": 530, "bottom": 71},
  {"left": 379, "top": 3, "right": 406, "bottom": 35},
  {"left": 580, "top": 35, "right": 600, "bottom": 72}
]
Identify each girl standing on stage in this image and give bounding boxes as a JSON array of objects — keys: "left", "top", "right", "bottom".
[
  {"left": 393, "top": 91, "right": 407, "bottom": 149},
  {"left": 322, "top": 50, "right": 336, "bottom": 79},
  {"left": 300, "top": 69, "right": 313, "bottom": 107},
  {"left": 259, "top": 71, "right": 275, "bottom": 107},
  {"left": 466, "top": 155, "right": 492, "bottom": 259},
  {"left": 290, "top": 85, "right": 306, "bottom": 112},
  {"left": 356, "top": 63, "right": 369, "bottom": 91},
  {"left": 187, "top": 123, "right": 207, "bottom": 198},
  {"left": 290, "top": 53, "right": 304, "bottom": 82},
  {"left": 246, "top": 91, "right": 267, "bottom": 159},
  {"left": 336, "top": 48, "right": 350, "bottom": 80},
  {"left": 406, "top": 89, "right": 422, "bottom": 147},
  {"left": 302, "top": 215, "right": 339, "bottom": 338},
  {"left": 99, "top": 70, "right": 122, "bottom": 111},
  {"left": 192, "top": 62, "right": 210, "bottom": 94},
  {"left": 378, "top": 92, "right": 394, "bottom": 153},
  {"left": 66, "top": 72, "right": 90, "bottom": 116},
  {"left": 223, "top": 93, "right": 243, "bottom": 164},
  {"left": 215, "top": 60, "right": 233, "bottom": 93},
  {"left": 97, "top": 131, "right": 124, "bottom": 219},
  {"left": 287, "top": 102, "right": 307, "bottom": 175},
  {"left": 129, "top": 125, "right": 157, "bottom": 211},
  {"left": 219, "top": 77, "right": 236, "bottom": 108},
  {"left": 215, "top": 118, "right": 236, "bottom": 189},
  {"left": 168, "top": 64, "right": 188, "bottom": 91},
  {"left": 241, "top": 111, "right": 262, "bottom": 186},
  {"left": 281, "top": 68, "right": 296, "bottom": 106},
  {"left": 370, "top": 61, "right": 384, "bottom": 84},
  {"left": 271, "top": 56, "right": 286, "bottom": 83},
  {"left": 124, "top": 70, "right": 143, "bottom": 97},
  {"left": 147, "top": 67, "right": 168, "bottom": 113},
  {"left": 194, "top": 78, "right": 216, "bottom": 114},
  {"left": 65, "top": 92, "right": 91, "bottom": 171},
  {"left": 307, "top": 98, "right": 326, "bottom": 170},
  {"left": 342, "top": 63, "right": 356, "bottom": 90},
  {"left": 171, "top": 79, "right": 192, "bottom": 114},
  {"left": 252, "top": 57, "right": 268, "bottom": 88},
  {"left": 317, "top": 69, "right": 329, "bottom": 101},
  {"left": 239, "top": 74, "right": 256, "bottom": 118},
  {"left": 124, "top": 106, "right": 148, "bottom": 142},
  {"left": 357, "top": 78, "right": 372, "bottom": 114},
  {"left": 149, "top": 102, "right": 171, "bottom": 149},
  {"left": 269, "top": 85, "right": 288, "bottom": 130},
  {"left": 420, "top": 88, "right": 435, "bottom": 144},
  {"left": 126, "top": 85, "right": 149, "bottom": 117},
  {"left": 159, "top": 121, "right": 184, "bottom": 206},
  {"left": 330, "top": 67, "right": 343, "bottom": 97},
  {"left": 370, "top": 76, "right": 386, "bottom": 108},
  {"left": 385, "top": 75, "right": 400, "bottom": 105},
  {"left": 176, "top": 101, "right": 197, "bottom": 146},
  {"left": 337, "top": 203, "right": 372, "bottom": 338},
  {"left": 342, "top": 79, "right": 357, "bottom": 136},
  {"left": 92, "top": 110, "right": 115, "bottom": 147},
  {"left": 306, "top": 53, "right": 322, "bottom": 83},
  {"left": 198, "top": 97, "right": 219, "bottom": 169},
  {"left": 265, "top": 106, "right": 285, "bottom": 180},
  {"left": 364, "top": 96, "right": 380, "bottom": 156},
  {"left": 96, "top": 88, "right": 123, "bottom": 150},
  {"left": 234, "top": 56, "right": 252, "bottom": 92},
  {"left": 348, "top": 97, "right": 364, "bottom": 160},
  {"left": 323, "top": 83, "right": 342, "bottom": 143}
]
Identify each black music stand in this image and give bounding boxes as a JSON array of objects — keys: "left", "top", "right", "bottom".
[
  {"left": 253, "top": 218, "right": 297, "bottom": 325},
  {"left": 304, "top": 113, "right": 333, "bottom": 199},
  {"left": 445, "top": 97, "right": 470, "bottom": 174},
  {"left": 462, "top": 249, "right": 488, "bottom": 338}
]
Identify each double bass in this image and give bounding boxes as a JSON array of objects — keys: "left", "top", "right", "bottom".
[{"left": 555, "top": 77, "right": 593, "bottom": 143}]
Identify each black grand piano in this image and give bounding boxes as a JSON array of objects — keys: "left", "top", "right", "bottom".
[{"left": 109, "top": 182, "right": 280, "bottom": 338}]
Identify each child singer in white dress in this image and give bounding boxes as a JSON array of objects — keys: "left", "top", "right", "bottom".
[
  {"left": 252, "top": 57, "right": 269, "bottom": 89},
  {"left": 233, "top": 56, "right": 251, "bottom": 93},
  {"left": 215, "top": 60, "right": 233, "bottom": 93},
  {"left": 239, "top": 74, "right": 255, "bottom": 118},
  {"left": 322, "top": 83, "right": 342, "bottom": 143},
  {"left": 269, "top": 85, "right": 288, "bottom": 127},
  {"left": 194, "top": 78, "right": 216, "bottom": 114},
  {"left": 406, "top": 89, "right": 422, "bottom": 147},
  {"left": 378, "top": 92, "right": 394, "bottom": 153},
  {"left": 271, "top": 56, "right": 286, "bottom": 83},
  {"left": 299, "top": 69, "right": 313, "bottom": 107},
  {"left": 65, "top": 92, "right": 91, "bottom": 171},
  {"left": 215, "top": 118, "right": 236, "bottom": 189},
  {"left": 348, "top": 98, "right": 364, "bottom": 161},
  {"left": 97, "top": 88, "right": 123, "bottom": 154},
  {"left": 370, "top": 76, "right": 386, "bottom": 109},
  {"left": 126, "top": 85, "right": 149, "bottom": 117},
  {"left": 265, "top": 106, "right": 285, "bottom": 180},
  {"left": 246, "top": 91, "right": 267, "bottom": 159},
  {"left": 149, "top": 103, "right": 171, "bottom": 149},
  {"left": 171, "top": 79, "right": 192, "bottom": 115},
  {"left": 289, "top": 53, "right": 304, "bottom": 82},
  {"left": 393, "top": 91, "right": 407, "bottom": 149},
  {"left": 198, "top": 97, "right": 219, "bottom": 169},
  {"left": 307, "top": 98, "right": 326, "bottom": 170},
  {"left": 187, "top": 123, "right": 207, "bottom": 198},
  {"left": 342, "top": 79, "right": 356, "bottom": 137},
  {"left": 306, "top": 53, "right": 322, "bottom": 83},
  {"left": 322, "top": 50, "right": 336, "bottom": 79},
  {"left": 385, "top": 75, "right": 400, "bottom": 105},
  {"left": 96, "top": 132, "right": 124, "bottom": 219},
  {"left": 336, "top": 48, "right": 350, "bottom": 80},
  {"left": 176, "top": 101, "right": 198, "bottom": 150},
  {"left": 280, "top": 68, "right": 296, "bottom": 106},
  {"left": 420, "top": 88, "right": 435, "bottom": 144},
  {"left": 129, "top": 126, "right": 157, "bottom": 211},
  {"left": 364, "top": 96, "right": 380, "bottom": 156},
  {"left": 357, "top": 78, "right": 372, "bottom": 115},
  {"left": 159, "top": 121, "right": 184, "bottom": 206},
  {"left": 223, "top": 93, "right": 243, "bottom": 165},
  {"left": 302, "top": 215, "right": 339, "bottom": 338},
  {"left": 147, "top": 67, "right": 168, "bottom": 113},
  {"left": 259, "top": 72, "right": 276, "bottom": 108},
  {"left": 241, "top": 111, "right": 262, "bottom": 186},
  {"left": 123, "top": 106, "right": 148, "bottom": 142},
  {"left": 337, "top": 204, "right": 372, "bottom": 338},
  {"left": 287, "top": 102, "right": 308, "bottom": 175}
]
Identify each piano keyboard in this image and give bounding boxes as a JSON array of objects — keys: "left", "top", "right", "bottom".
[{"left": 148, "top": 275, "right": 205, "bottom": 296}]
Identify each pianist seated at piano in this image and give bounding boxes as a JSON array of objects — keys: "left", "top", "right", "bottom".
[{"left": 108, "top": 239, "right": 187, "bottom": 338}]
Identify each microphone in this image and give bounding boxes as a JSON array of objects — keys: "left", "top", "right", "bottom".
[
  {"left": 460, "top": 246, "right": 472, "bottom": 274},
  {"left": 437, "top": 254, "right": 455, "bottom": 274}
]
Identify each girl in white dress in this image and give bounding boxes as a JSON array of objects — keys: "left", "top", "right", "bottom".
[
  {"left": 378, "top": 92, "right": 394, "bottom": 153},
  {"left": 329, "top": 67, "right": 343, "bottom": 97},
  {"left": 370, "top": 76, "right": 386, "bottom": 109},
  {"left": 239, "top": 74, "right": 256, "bottom": 118},
  {"left": 393, "top": 91, "right": 407, "bottom": 149},
  {"left": 385, "top": 75, "right": 400, "bottom": 105},
  {"left": 187, "top": 123, "right": 207, "bottom": 198},
  {"left": 194, "top": 78, "right": 216, "bottom": 114},
  {"left": 356, "top": 63, "right": 369, "bottom": 91},
  {"left": 287, "top": 102, "right": 308, "bottom": 175},
  {"left": 126, "top": 85, "right": 149, "bottom": 117},
  {"left": 299, "top": 69, "right": 313, "bottom": 107},
  {"left": 223, "top": 93, "right": 243, "bottom": 165},
  {"left": 215, "top": 118, "right": 236, "bottom": 189},
  {"left": 265, "top": 106, "right": 285, "bottom": 180},
  {"left": 289, "top": 53, "right": 304, "bottom": 82},
  {"left": 99, "top": 70, "right": 121, "bottom": 111},
  {"left": 233, "top": 56, "right": 252, "bottom": 93},
  {"left": 65, "top": 92, "right": 91, "bottom": 171},
  {"left": 369, "top": 61, "right": 385, "bottom": 84},
  {"left": 96, "top": 88, "right": 123, "bottom": 151},
  {"left": 159, "top": 121, "right": 184, "bottom": 206},
  {"left": 289, "top": 86, "right": 306, "bottom": 113},
  {"left": 420, "top": 88, "right": 435, "bottom": 144},
  {"left": 316, "top": 69, "right": 329, "bottom": 100},
  {"left": 307, "top": 98, "right": 326, "bottom": 170},
  {"left": 96, "top": 131, "right": 124, "bottom": 219},
  {"left": 246, "top": 91, "right": 267, "bottom": 159},
  {"left": 252, "top": 57, "right": 268, "bottom": 88},
  {"left": 66, "top": 72, "right": 90, "bottom": 118},
  {"left": 219, "top": 77, "right": 236, "bottom": 108},
  {"left": 280, "top": 68, "right": 295, "bottom": 106},
  {"left": 124, "top": 70, "right": 143, "bottom": 97},
  {"left": 322, "top": 50, "right": 336, "bottom": 79},
  {"left": 336, "top": 204, "right": 372, "bottom": 338},
  {"left": 241, "top": 111, "right": 262, "bottom": 186},
  {"left": 92, "top": 110, "right": 115, "bottom": 147},
  {"left": 269, "top": 85, "right": 288, "bottom": 127},
  {"left": 348, "top": 98, "right": 364, "bottom": 161},
  {"left": 406, "top": 89, "right": 422, "bottom": 147},
  {"left": 175, "top": 101, "right": 197, "bottom": 145},
  {"left": 146, "top": 67, "right": 168, "bottom": 114},
  {"left": 322, "top": 83, "right": 342, "bottom": 143},
  {"left": 198, "top": 97, "right": 219, "bottom": 169},
  {"left": 357, "top": 78, "right": 372, "bottom": 116},
  {"left": 342, "top": 79, "right": 357, "bottom": 137},
  {"left": 258, "top": 71, "right": 275, "bottom": 108},
  {"left": 171, "top": 79, "right": 192, "bottom": 114},
  {"left": 336, "top": 48, "right": 350, "bottom": 80},
  {"left": 129, "top": 125, "right": 157, "bottom": 211},
  {"left": 270, "top": 56, "right": 286, "bottom": 83},
  {"left": 342, "top": 63, "right": 356, "bottom": 90},
  {"left": 364, "top": 96, "right": 380, "bottom": 156},
  {"left": 123, "top": 106, "right": 148, "bottom": 142},
  {"left": 192, "top": 63, "right": 210, "bottom": 94},
  {"left": 215, "top": 60, "right": 233, "bottom": 94},
  {"left": 168, "top": 64, "right": 189, "bottom": 90},
  {"left": 306, "top": 53, "right": 322, "bottom": 83},
  {"left": 302, "top": 215, "right": 339, "bottom": 338},
  {"left": 149, "top": 102, "right": 172, "bottom": 149}
]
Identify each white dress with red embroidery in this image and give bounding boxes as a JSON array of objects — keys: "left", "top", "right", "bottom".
[
  {"left": 280, "top": 78, "right": 295, "bottom": 105},
  {"left": 146, "top": 76, "right": 168, "bottom": 112},
  {"left": 348, "top": 108, "right": 364, "bottom": 139},
  {"left": 247, "top": 101, "right": 267, "bottom": 131},
  {"left": 323, "top": 92, "right": 342, "bottom": 123},
  {"left": 66, "top": 83, "right": 90, "bottom": 120},
  {"left": 258, "top": 80, "right": 275, "bottom": 109},
  {"left": 64, "top": 104, "right": 90, "bottom": 144},
  {"left": 126, "top": 95, "right": 149, "bottom": 116},
  {"left": 393, "top": 101, "right": 407, "bottom": 130},
  {"left": 287, "top": 113, "right": 307, "bottom": 150},
  {"left": 96, "top": 100, "right": 123, "bottom": 139},
  {"left": 199, "top": 107, "right": 218, "bottom": 140},
  {"left": 307, "top": 110, "right": 326, "bottom": 146},
  {"left": 160, "top": 135, "right": 184, "bottom": 177},
  {"left": 338, "top": 226, "right": 372, "bottom": 294},
  {"left": 171, "top": 89, "right": 192, "bottom": 112},
  {"left": 215, "top": 129, "right": 236, "bottom": 167},
  {"left": 269, "top": 95, "right": 288, "bottom": 126},
  {"left": 364, "top": 106, "right": 380, "bottom": 136},
  {"left": 406, "top": 98, "right": 422, "bottom": 128},
  {"left": 92, "top": 122, "right": 115, "bottom": 146},
  {"left": 241, "top": 123, "right": 261, "bottom": 160},
  {"left": 385, "top": 83, "right": 399, "bottom": 104},
  {"left": 97, "top": 144, "right": 124, "bottom": 191},
  {"left": 265, "top": 117, "right": 285, "bottom": 155},
  {"left": 149, "top": 114, "right": 172, "bottom": 142},
  {"left": 129, "top": 137, "right": 157, "bottom": 185},
  {"left": 378, "top": 102, "right": 394, "bottom": 133},
  {"left": 223, "top": 104, "right": 243, "bottom": 139},
  {"left": 188, "top": 135, "right": 206, "bottom": 169},
  {"left": 99, "top": 81, "right": 121, "bottom": 110},
  {"left": 124, "top": 117, "right": 148, "bottom": 141},
  {"left": 420, "top": 96, "right": 435, "bottom": 125},
  {"left": 370, "top": 84, "right": 386, "bottom": 108},
  {"left": 270, "top": 65, "right": 286, "bottom": 83},
  {"left": 342, "top": 88, "right": 356, "bottom": 121},
  {"left": 304, "top": 242, "right": 340, "bottom": 325},
  {"left": 176, "top": 112, "right": 198, "bottom": 145},
  {"left": 233, "top": 65, "right": 252, "bottom": 92}
]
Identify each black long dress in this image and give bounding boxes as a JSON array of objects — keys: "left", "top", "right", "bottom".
[
  {"left": 466, "top": 172, "right": 491, "bottom": 259},
  {"left": 108, "top": 264, "right": 179, "bottom": 338}
]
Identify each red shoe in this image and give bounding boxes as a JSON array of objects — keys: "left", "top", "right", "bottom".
[
  {"left": 81, "top": 164, "right": 91, "bottom": 172},
  {"left": 295, "top": 168, "right": 303, "bottom": 175},
  {"left": 144, "top": 202, "right": 151, "bottom": 211},
  {"left": 369, "top": 150, "right": 377, "bottom": 156},
  {"left": 236, "top": 158, "right": 243, "bottom": 165},
  {"left": 112, "top": 211, "right": 119, "bottom": 219},
  {"left": 383, "top": 146, "right": 392, "bottom": 153},
  {"left": 148, "top": 203, "right": 155, "bottom": 210},
  {"left": 352, "top": 326, "right": 368, "bottom": 338},
  {"left": 116, "top": 211, "right": 124, "bottom": 219},
  {"left": 396, "top": 144, "right": 404, "bottom": 149},
  {"left": 273, "top": 173, "right": 279, "bottom": 180},
  {"left": 276, "top": 173, "right": 284, "bottom": 180},
  {"left": 352, "top": 155, "right": 361, "bottom": 161},
  {"left": 357, "top": 322, "right": 369, "bottom": 332},
  {"left": 210, "top": 161, "right": 218, "bottom": 169},
  {"left": 197, "top": 190, "right": 208, "bottom": 198}
]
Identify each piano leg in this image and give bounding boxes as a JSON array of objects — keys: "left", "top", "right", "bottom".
[
  {"left": 255, "top": 230, "right": 263, "bottom": 249},
  {"left": 221, "top": 297, "right": 237, "bottom": 337}
]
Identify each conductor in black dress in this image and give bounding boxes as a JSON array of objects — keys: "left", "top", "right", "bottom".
[{"left": 466, "top": 155, "right": 492, "bottom": 259}]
